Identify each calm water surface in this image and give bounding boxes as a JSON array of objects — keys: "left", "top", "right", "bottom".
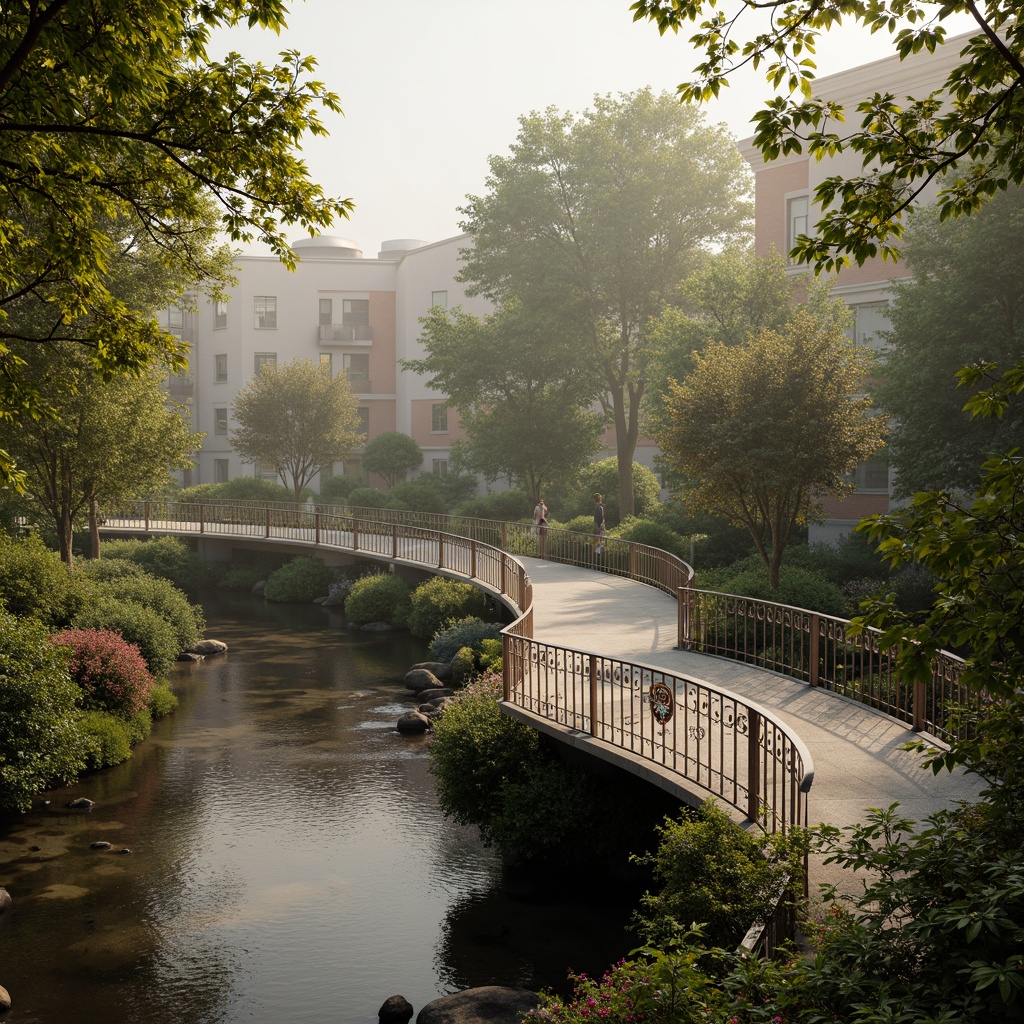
[{"left": 0, "top": 593, "right": 636, "bottom": 1024}]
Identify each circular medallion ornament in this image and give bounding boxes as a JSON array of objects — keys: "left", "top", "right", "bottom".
[{"left": 649, "top": 681, "right": 674, "bottom": 726}]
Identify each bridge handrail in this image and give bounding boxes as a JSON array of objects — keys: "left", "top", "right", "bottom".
[{"left": 105, "top": 499, "right": 808, "bottom": 841}]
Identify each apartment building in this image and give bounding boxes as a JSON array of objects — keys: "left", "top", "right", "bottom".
[
  {"left": 738, "top": 36, "right": 967, "bottom": 542},
  {"left": 167, "top": 234, "right": 491, "bottom": 489}
]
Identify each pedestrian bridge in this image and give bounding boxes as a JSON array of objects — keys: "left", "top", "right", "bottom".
[{"left": 100, "top": 500, "right": 981, "bottom": 903}]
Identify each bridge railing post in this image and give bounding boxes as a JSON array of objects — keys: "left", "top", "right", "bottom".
[
  {"left": 353, "top": 517, "right": 359, "bottom": 551},
  {"left": 501, "top": 521, "right": 508, "bottom": 551},
  {"left": 809, "top": 614, "right": 820, "bottom": 687},
  {"left": 265, "top": 508, "right": 272, "bottom": 539},
  {"left": 392, "top": 524, "right": 398, "bottom": 559},
  {"left": 199, "top": 504, "right": 205, "bottom": 535},
  {"left": 589, "top": 654, "right": 599, "bottom": 738},
  {"left": 438, "top": 534, "right": 444, "bottom": 568},
  {"left": 747, "top": 708, "right": 762, "bottom": 823},
  {"left": 315, "top": 513, "right": 321, "bottom": 546},
  {"left": 470, "top": 540, "right": 477, "bottom": 579},
  {"left": 913, "top": 679, "right": 927, "bottom": 731}
]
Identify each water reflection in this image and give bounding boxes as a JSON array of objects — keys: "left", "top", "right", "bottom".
[{"left": 0, "top": 592, "right": 635, "bottom": 1024}]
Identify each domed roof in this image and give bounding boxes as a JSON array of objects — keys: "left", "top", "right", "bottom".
[{"left": 291, "top": 236, "right": 363, "bottom": 259}]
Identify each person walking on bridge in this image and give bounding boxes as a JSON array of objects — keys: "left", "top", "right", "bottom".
[{"left": 592, "top": 493, "right": 606, "bottom": 555}]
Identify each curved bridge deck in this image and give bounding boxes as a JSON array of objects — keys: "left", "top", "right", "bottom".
[{"left": 522, "top": 555, "right": 981, "bottom": 892}]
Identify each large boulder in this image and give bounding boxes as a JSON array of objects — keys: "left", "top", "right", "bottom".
[
  {"left": 417, "top": 987, "right": 541, "bottom": 1024},
  {"left": 0, "top": 887, "right": 11, "bottom": 913},
  {"left": 191, "top": 639, "right": 228, "bottom": 656},
  {"left": 409, "top": 660, "right": 453, "bottom": 682},
  {"left": 0, "top": 983, "right": 10, "bottom": 1012},
  {"left": 379, "top": 995, "right": 414, "bottom": 1024},
  {"left": 396, "top": 711, "right": 431, "bottom": 734},
  {"left": 404, "top": 668, "right": 442, "bottom": 694},
  {"left": 416, "top": 687, "right": 454, "bottom": 702}
]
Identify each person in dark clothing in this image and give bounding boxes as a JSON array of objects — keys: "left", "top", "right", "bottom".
[{"left": 593, "top": 492, "right": 606, "bottom": 554}]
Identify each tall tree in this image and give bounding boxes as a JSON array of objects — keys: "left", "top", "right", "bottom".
[
  {"left": 231, "top": 359, "right": 363, "bottom": 502},
  {"left": 406, "top": 302, "right": 606, "bottom": 503},
  {"left": 646, "top": 247, "right": 802, "bottom": 434},
  {"left": 655, "top": 307, "right": 886, "bottom": 588},
  {"left": 876, "top": 190, "right": 1024, "bottom": 498},
  {"left": 458, "top": 88, "right": 751, "bottom": 517},
  {"left": 0, "top": 1, "right": 352, "bottom": 482},
  {"left": 0, "top": 348, "right": 200, "bottom": 564},
  {"left": 632, "top": 0, "right": 1024, "bottom": 269}
]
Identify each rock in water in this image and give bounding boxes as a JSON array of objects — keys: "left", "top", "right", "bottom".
[
  {"left": 379, "top": 995, "right": 414, "bottom": 1024},
  {"left": 417, "top": 987, "right": 541, "bottom": 1024}
]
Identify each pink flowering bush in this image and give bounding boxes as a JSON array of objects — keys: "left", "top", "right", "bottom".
[{"left": 51, "top": 628, "right": 155, "bottom": 719}]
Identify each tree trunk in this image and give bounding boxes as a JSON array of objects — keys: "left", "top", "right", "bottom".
[{"left": 89, "top": 496, "right": 101, "bottom": 559}]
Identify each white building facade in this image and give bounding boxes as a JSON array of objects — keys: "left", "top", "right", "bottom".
[{"left": 168, "top": 234, "right": 492, "bottom": 490}]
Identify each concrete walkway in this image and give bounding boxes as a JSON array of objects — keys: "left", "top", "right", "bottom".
[{"left": 522, "top": 556, "right": 983, "bottom": 893}]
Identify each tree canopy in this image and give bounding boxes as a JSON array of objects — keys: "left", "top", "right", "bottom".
[
  {"left": 0, "top": 348, "right": 200, "bottom": 564},
  {"left": 458, "top": 88, "right": 751, "bottom": 517},
  {"left": 0, "top": 0, "right": 351, "bottom": 480},
  {"left": 655, "top": 304, "right": 886, "bottom": 587},
  {"left": 407, "top": 301, "right": 606, "bottom": 503},
  {"left": 231, "top": 359, "right": 363, "bottom": 502},
  {"left": 362, "top": 431, "right": 423, "bottom": 488},
  {"left": 876, "top": 188, "right": 1024, "bottom": 497},
  {"left": 631, "top": 0, "right": 1024, "bottom": 269}
]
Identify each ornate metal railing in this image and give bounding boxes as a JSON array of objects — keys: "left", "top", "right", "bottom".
[
  {"left": 102, "top": 500, "right": 808, "bottom": 838},
  {"left": 678, "top": 588, "right": 971, "bottom": 744}
]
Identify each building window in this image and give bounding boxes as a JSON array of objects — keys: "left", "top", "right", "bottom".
[
  {"left": 431, "top": 290, "right": 448, "bottom": 308},
  {"left": 214, "top": 407, "right": 228, "bottom": 435},
  {"left": 319, "top": 298, "right": 333, "bottom": 325},
  {"left": 254, "top": 295, "right": 277, "bottom": 329},
  {"left": 215, "top": 354, "right": 227, "bottom": 382},
  {"left": 320, "top": 352, "right": 332, "bottom": 375},
  {"left": 432, "top": 459, "right": 449, "bottom": 477},
  {"left": 851, "top": 304, "right": 891, "bottom": 350},
  {"left": 214, "top": 299, "right": 228, "bottom": 330},
  {"left": 357, "top": 407, "right": 370, "bottom": 436},
  {"left": 254, "top": 352, "right": 277, "bottom": 375},
  {"left": 214, "top": 458, "right": 230, "bottom": 483},
  {"left": 167, "top": 305, "right": 183, "bottom": 330},
  {"left": 856, "top": 456, "right": 889, "bottom": 492},
  {"left": 255, "top": 460, "right": 278, "bottom": 481},
  {"left": 787, "top": 195, "right": 809, "bottom": 254},
  {"left": 320, "top": 463, "right": 334, "bottom": 481},
  {"left": 342, "top": 298, "right": 369, "bottom": 326},
  {"left": 343, "top": 352, "right": 369, "bottom": 389},
  {"left": 431, "top": 403, "right": 448, "bottom": 433}
]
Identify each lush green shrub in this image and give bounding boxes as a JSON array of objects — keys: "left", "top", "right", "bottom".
[
  {"left": 450, "top": 645, "right": 476, "bottom": 681},
  {"left": 452, "top": 489, "right": 531, "bottom": 522},
  {"left": 344, "top": 572, "right": 411, "bottom": 625},
  {"left": 0, "top": 612, "right": 88, "bottom": 811},
  {"left": 78, "top": 710, "right": 133, "bottom": 770},
  {"left": 318, "top": 474, "right": 360, "bottom": 505},
  {"left": 407, "top": 576, "right": 490, "bottom": 639},
  {"left": 708, "top": 562, "right": 848, "bottom": 618},
  {"left": 0, "top": 532, "right": 85, "bottom": 627},
  {"left": 87, "top": 573, "right": 204, "bottom": 653},
  {"left": 264, "top": 556, "right": 337, "bottom": 603},
  {"left": 428, "top": 617, "right": 504, "bottom": 663},
  {"left": 73, "top": 596, "right": 181, "bottom": 676},
  {"left": 52, "top": 627, "right": 155, "bottom": 718},
  {"left": 99, "top": 536, "right": 207, "bottom": 591},
  {"left": 217, "top": 553, "right": 290, "bottom": 590},
  {"left": 346, "top": 486, "right": 388, "bottom": 509},
  {"left": 554, "top": 514, "right": 594, "bottom": 535},
  {"left": 612, "top": 517, "right": 688, "bottom": 560},
  {"left": 649, "top": 499, "right": 755, "bottom": 569},
  {"left": 148, "top": 682, "right": 178, "bottom": 718},
  {"left": 478, "top": 638, "right": 503, "bottom": 674},
  {"left": 428, "top": 673, "right": 595, "bottom": 859},
  {"left": 385, "top": 476, "right": 448, "bottom": 514},
  {"left": 178, "top": 477, "right": 301, "bottom": 504},
  {"left": 635, "top": 800, "right": 791, "bottom": 948},
  {"left": 889, "top": 563, "right": 939, "bottom": 615},
  {"left": 77, "top": 557, "right": 147, "bottom": 583}
]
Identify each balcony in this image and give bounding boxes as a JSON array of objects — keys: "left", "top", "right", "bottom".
[
  {"left": 343, "top": 373, "right": 373, "bottom": 394},
  {"left": 318, "top": 323, "right": 373, "bottom": 345}
]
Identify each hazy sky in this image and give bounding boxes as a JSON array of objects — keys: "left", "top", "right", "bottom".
[{"left": 214, "top": 0, "right": 969, "bottom": 256}]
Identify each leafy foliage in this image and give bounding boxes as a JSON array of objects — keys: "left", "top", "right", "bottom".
[
  {"left": 100, "top": 537, "right": 208, "bottom": 591},
  {"left": 407, "top": 577, "right": 490, "bottom": 640},
  {"left": 0, "top": 532, "right": 85, "bottom": 627},
  {"left": 707, "top": 562, "right": 849, "bottom": 618},
  {"left": 78, "top": 711, "right": 133, "bottom": 771},
  {"left": 656, "top": 305, "right": 886, "bottom": 587},
  {"left": 231, "top": 358, "right": 363, "bottom": 501},
  {"left": 0, "top": 612, "right": 87, "bottom": 812},
  {"left": 877, "top": 189, "right": 1024, "bottom": 497},
  {"left": 459, "top": 88, "right": 751, "bottom": 516},
  {"left": 74, "top": 596, "right": 181, "bottom": 677},
  {"left": 452, "top": 489, "right": 531, "bottom": 522},
  {"left": 611, "top": 519, "right": 687, "bottom": 561},
  {"left": 635, "top": 801, "right": 795, "bottom": 948},
  {"left": 427, "top": 617, "right": 505, "bottom": 663},
  {"left": 343, "top": 573, "right": 411, "bottom": 626},
  {"left": 632, "top": 0, "right": 1024, "bottom": 269},
  {"left": 555, "top": 459, "right": 663, "bottom": 526},
  {"left": 0, "top": 0, "right": 352, "bottom": 484},
  {"left": 263, "top": 556, "right": 337, "bottom": 603},
  {"left": 178, "top": 477, "right": 299, "bottom": 505},
  {"left": 407, "top": 301, "right": 605, "bottom": 502},
  {"left": 362, "top": 431, "right": 423, "bottom": 488},
  {"left": 52, "top": 628, "right": 155, "bottom": 719},
  {"left": 148, "top": 683, "right": 179, "bottom": 719}
]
